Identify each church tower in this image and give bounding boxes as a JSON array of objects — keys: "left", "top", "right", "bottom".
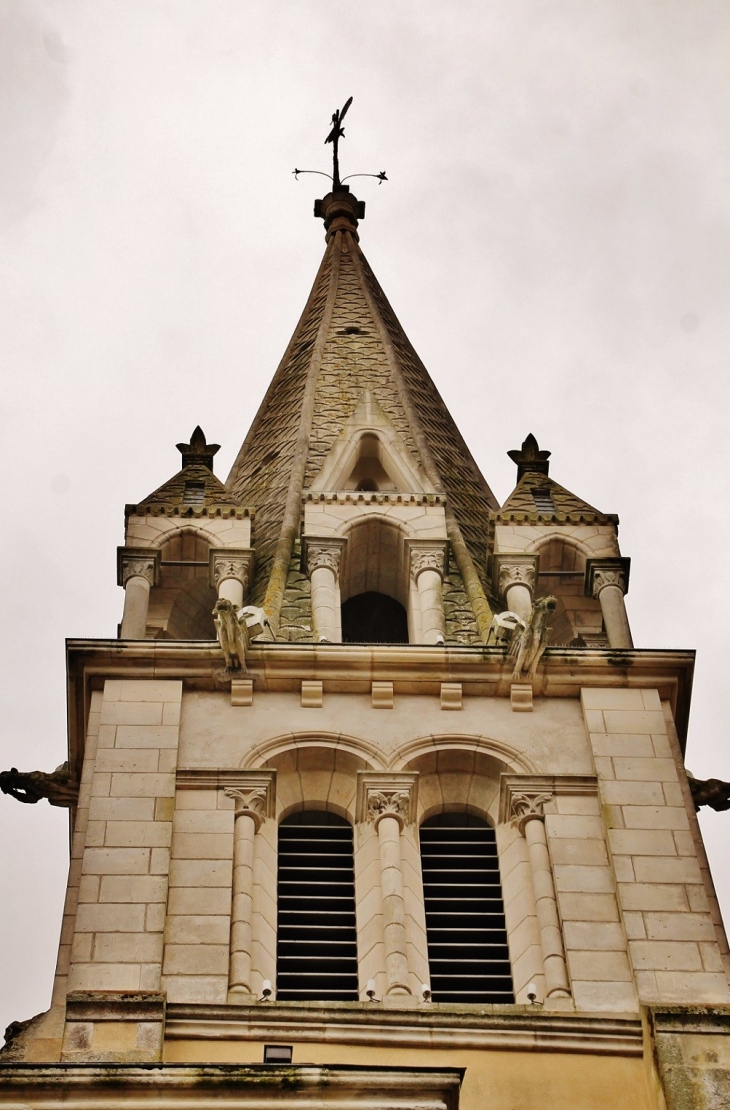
[{"left": 2, "top": 141, "right": 729, "bottom": 1110}]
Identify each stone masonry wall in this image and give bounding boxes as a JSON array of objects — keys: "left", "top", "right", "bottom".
[
  {"left": 581, "top": 687, "right": 730, "bottom": 1005},
  {"left": 65, "top": 680, "right": 181, "bottom": 993}
]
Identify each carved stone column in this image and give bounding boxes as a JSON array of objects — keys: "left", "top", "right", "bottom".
[
  {"left": 493, "top": 554, "right": 538, "bottom": 624},
  {"left": 586, "top": 558, "right": 632, "bottom": 650},
  {"left": 357, "top": 773, "right": 418, "bottom": 997},
  {"left": 117, "top": 548, "right": 160, "bottom": 639},
  {"left": 224, "top": 774, "right": 275, "bottom": 1000},
  {"left": 209, "top": 548, "right": 255, "bottom": 610},
  {"left": 407, "top": 541, "right": 448, "bottom": 645},
  {"left": 510, "top": 791, "right": 571, "bottom": 999},
  {"left": 303, "top": 537, "right": 346, "bottom": 643}
]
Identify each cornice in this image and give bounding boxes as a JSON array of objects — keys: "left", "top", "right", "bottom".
[
  {"left": 163, "top": 1001, "right": 643, "bottom": 1057},
  {"left": 125, "top": 503, "right": 253, "bottom": 520},
  {"left": 303, "top": 491, "right": 445, "bottom": 506},
  {"left": 489, "top": 510, "right": 619, "bottom": 526}
]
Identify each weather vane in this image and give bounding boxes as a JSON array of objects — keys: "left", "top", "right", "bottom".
[{"left": 293, "top": 97, "right": 387, "bottom": 189}]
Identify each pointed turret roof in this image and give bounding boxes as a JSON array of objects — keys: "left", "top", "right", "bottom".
[
  {"left": 495, "top": 435, "right": 618, "bottom": 525},
  {"left": 227, "top": 188, "right": 499, "bottom": 635}
]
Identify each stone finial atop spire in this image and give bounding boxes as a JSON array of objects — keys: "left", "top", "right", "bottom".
[
  {"left": 176, "top": 426, "right": 221, "bottom": 472},
  {"left": 507, "top": 434, "right": 551, "bottom": 482}
]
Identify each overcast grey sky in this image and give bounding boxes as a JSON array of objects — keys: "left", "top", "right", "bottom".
[{"left": 1, "top": 0, "right": 729, "bottom": 1031}]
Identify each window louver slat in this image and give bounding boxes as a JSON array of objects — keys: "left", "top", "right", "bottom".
[
  {"left": 276, "top": 813, "right": 359, "bottom": 1001},
  {"left": 420, "top": 814, "right": 514, "bottom": 1003}
]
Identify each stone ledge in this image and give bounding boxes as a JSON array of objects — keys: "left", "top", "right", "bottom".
[
  {"left": 164, "top": 1001, "right": 643, "bottom": 1056},
  {"left": 0, "top": 1064, "right": 462, "bottom": 1110}
]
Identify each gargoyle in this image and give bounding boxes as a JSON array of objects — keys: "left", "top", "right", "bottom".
[
  {"left": 213, "top": 597, "right": 249, "bottom": 671},
  {"left": 509, "top": 596, "right": 557, "bottom": 681},
  {"left": 687, "top": 773, "right": 730, "bottom": 812},
  {"left": 486, "top": 610, "right": 526, "bottom": 648},
  {"left": 0, "top": 762, "right": 78, "bottom": 808}
]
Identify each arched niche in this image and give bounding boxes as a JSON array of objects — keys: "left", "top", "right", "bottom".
[
  {"left": 531, "top": 536, "right": 605, "bottom": 646},
  {"left": 401, "top": 747, "right": 511, "bottom": 827},
  {"left": 147, "top": 531, "right": 217, "bottom": 640},
  {"left": 261, "top": 745, "right": 375, "bottom": 824}
]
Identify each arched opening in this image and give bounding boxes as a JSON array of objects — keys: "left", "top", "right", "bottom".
[
  {"left": 420, "top": 812, "right": 513, "bottom": 1003},
  {"left": 147, "top": 533, "right": 216, "bottom": 639},
  {"left": 533, "top": 537, "right": 605, "bottom": 646},
  {"left": 341, "top": 591, "right": 408, "bottom": 643},
  {"left": 343, "top": 433, "right": 398, "bottom": 492},
  {"left": 339, "top": 517, "right": 413, "bottom": 643},
  {"left": 276, "top": 811, "right": 359, "bottom": 1001}
]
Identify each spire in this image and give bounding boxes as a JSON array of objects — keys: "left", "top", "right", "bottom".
[{"left": 226, "top": 179, "right": 499, "bottom": 638}]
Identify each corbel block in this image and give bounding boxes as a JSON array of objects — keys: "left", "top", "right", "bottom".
[
  {"left": 440, "top": 682, "right": 462, "bottom": 710},
  {"left": 511, "top": 683, "right": 533, "bottom": 712},
  {"left": 231, "top": 678, "right": 254, "bottom": 707},
  {"left": 301, "top": 680, "right": 323, "bottom": 708},
  {"left": 372, "top": 681, "right": 394, "bottom": 709}
]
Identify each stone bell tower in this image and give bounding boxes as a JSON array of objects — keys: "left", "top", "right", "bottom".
[{"left": 2, "top": 168, "right": 729, "bottom": 1110}]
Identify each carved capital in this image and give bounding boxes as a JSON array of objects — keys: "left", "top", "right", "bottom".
[
  {"left": 499, "top": 773, "right": 599, "bottom": 828},
  {"left": 493, "top": 553, "right": 538, "bottom": 598},
  {"left": 117, "top": 547, "right": 160, "bottom": 588},
  {"left": 406, "top": 540, "right": 448, "bottom": 584},
  {"left": 510, "top": 792, "right": 553, "bottom": 835},
  {"left": 209, "top": 548, "right": 255, "bottom": 591},
  {"left": 356, "top": 772, "right": 419, "bottom": 830},
  {"left": 222, "top": 772, "right": 276, "bottom": 831},
  {"left": 302, "top": 536, "right": 347, "bottom": 579},
  {"left": 585, "top": 557, "right": 630, "bottom": 599}
]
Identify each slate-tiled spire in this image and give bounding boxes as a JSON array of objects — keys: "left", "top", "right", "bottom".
[{"left": 226, "top": 187, "right": 499, "bottom": 636}]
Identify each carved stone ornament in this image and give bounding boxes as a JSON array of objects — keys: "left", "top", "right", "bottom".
[
  {"left": 117, "top": 547, "right": 160, "bottom": 588},
  {"left": 209, "top": 548, "right": 254, "bottom": 591},
  {"left": 509, "top": 595, "right": 557, "bottom": 680},
  {"left": 121, "top": 558, "right": 156, "bottom": 587},
  {"left": 585, "top": 557, "right": 630, "bottom": 600},
  {"left": 409, "top": 546, "right": 446, "bottom": 583},
  {"left": 224, "top": 785, "right": 269, "bottom": 830},
  {"left": 510, "top": 791, "right": 553, "bottom": 835},
  {"left": 306, "top": 543, "right": 343, "bottom": 577},
  {"left": 0, "top": 762, "right": 78, "bottom": 808},
  {"left": 356, "top": 772, "right": 418, "bottom": 828},
  {"left": 591, "top": 568, "right": 627, "bottom": 598},
  {"left": 498, "top": 561, "right": 536, "bottom": 596},
  {"left": 367, "top": 789, "right": 412, "bottom": 829},
  {"left": 213, "top": 597, "right": 249, "bottom": 671}
]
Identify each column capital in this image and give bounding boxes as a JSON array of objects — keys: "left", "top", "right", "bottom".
[
  {"left": 117, "top": 547, "right": 160, "bottom": 588},
  {"left": 492, "top": 552, "right": 539, "bottom": 598},
  {"left": 499, "top": 773, "right": 598, "bottom": 828},
  {"left": 209, "top": 548, "right": 255, "bottom": 591},
  {"left": 302, "top": 535, "right": 347, "bottom": 578},
  {"left": 585, "top": 557, "right": 631, "bottom": 599},
  {"left": 356, "top": 772, "right": 419, "bottom": 830},
  {"left": 406, "top": 539, "right": 448, "bottom": 583},
  {"left": 223, "top": 771, "right": 276, "bottom": 831}
]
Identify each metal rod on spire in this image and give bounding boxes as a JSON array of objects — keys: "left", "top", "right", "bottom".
[{"left": 324, "top": 96, "right": 353, "bottom": 189}]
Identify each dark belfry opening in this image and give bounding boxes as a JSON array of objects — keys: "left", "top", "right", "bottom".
[
  {"left": 420, "top": 813, "right": 514, "bottom": 1003},
  {"left": 341, "top": 591, "right": 408, "bottom": 644},
  {"left": 276, "top": 811, "right": 359, "bottom": 1001}
]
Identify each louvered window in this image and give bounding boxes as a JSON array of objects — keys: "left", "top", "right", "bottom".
[
  {"left": 531, "top": 487, "right": 555, "bottom": 512},
  {"left": 420, "top": 813, "right": 514, "bottom": 1003},
  {"left": 276, "top": 812, "right": 359, "bottom": 1001}
]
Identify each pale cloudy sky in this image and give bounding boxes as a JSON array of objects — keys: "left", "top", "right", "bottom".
[{"left": 1, "top": 0, "right": 729, "bottom": 1031}]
